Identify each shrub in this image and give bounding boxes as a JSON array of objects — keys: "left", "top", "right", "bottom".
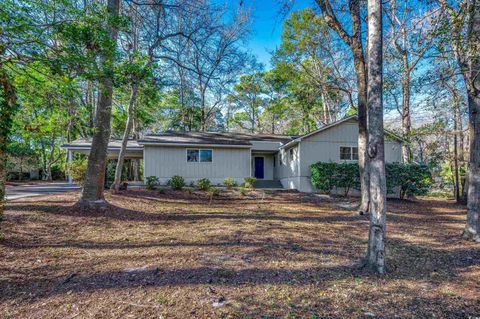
[
  {"left": 196, "top": 178, "right": 212, "bottom": 191},
  {"left": 333, "top": 163, "right": 360, "bottom": 196},
  {"left": 208, "top": 186, "right": 220, "bottom": 196},
  {"left": 223, "top": 177, "right": 237, "bottom": 189},
  {"left": 145, "top": 176, "right": 159, "bottom": 190},
  {"left": 310, "top": 162, "right": 341, "bottom": 194},
  {"left": 167, "top": 175, "right": 185, "bottom": 190},
  {"left": 239, "top": 187, "right": 249, "bottom": 196},
  {"left": 244, "top": 177, "right": 256, "bottom": 189},
  {"left": 310, "top": 161, "right": 432, "bottom": 198},
  {"left": 386, "top": 163, "right": 432, "bottom": 199},
  {"left": 69, "top": 159, "right": 88, "bottom": 186}
]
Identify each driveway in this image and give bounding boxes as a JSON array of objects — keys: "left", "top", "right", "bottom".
[{"left": 6, "top": 182, "right": 80, "bottom": 200}]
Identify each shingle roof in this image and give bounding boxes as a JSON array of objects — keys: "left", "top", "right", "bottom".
[
  {"left": 138, "top": 131, "right": 296, "bottom": 146},
  {"left": 62, "top": 139, "right": 142, "bottom": 149}
]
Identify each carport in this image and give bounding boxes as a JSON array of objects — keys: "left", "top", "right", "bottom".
[{"left": 62, "top": 139, "right": 144, "bottom": 184}]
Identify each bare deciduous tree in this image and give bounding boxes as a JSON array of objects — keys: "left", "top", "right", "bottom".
[{"left": 315, "top": 0, "right": 370, "bottom": 214}]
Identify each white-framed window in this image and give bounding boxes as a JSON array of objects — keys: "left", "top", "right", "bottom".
[
  {"left": 340, "top": 146, "right": 358, "bottom": 161},
  {"left": 187, "top": 149, "right": 213, "bottom": 162}
]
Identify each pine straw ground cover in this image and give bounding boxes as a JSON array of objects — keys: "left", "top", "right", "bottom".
[{"left": 1, "top": 188, "right": 479, "bottom": 319}]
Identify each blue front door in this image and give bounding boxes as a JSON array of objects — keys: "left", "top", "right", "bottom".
[{"left": 254, "top": 157, "right": 264, "bottom": 179}]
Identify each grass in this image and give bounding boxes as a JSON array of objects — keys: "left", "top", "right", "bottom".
[{"left": 1, "top": 188, "right": 479, "bottom": 318}]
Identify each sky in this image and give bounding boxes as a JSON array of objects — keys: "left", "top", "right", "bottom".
[{"left": 227, "top": 0, "right": 312, "bottom": 68}]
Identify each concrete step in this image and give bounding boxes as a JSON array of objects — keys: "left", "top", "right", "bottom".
[{"left": 255, "top": 179, "right": 283, "bottom": 189}]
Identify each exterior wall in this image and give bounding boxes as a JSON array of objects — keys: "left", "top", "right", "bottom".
[
  {"left": 284, "top": 120, "right": 403, "bottom": 192},
  {"left": 143, "top": 145, "right": 251, "bottom": 185},
  {"left": 251, "top": 153, "right": 274, "bottom": 180},
  {"left": 275, "top": 145, "right": 301, "bottom": 190}
]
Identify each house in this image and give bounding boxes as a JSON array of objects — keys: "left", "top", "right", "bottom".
[{"left": 63, "top": 116, "right": 403, "bottom": 192}]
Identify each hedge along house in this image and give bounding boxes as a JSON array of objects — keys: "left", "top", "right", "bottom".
[{"left": 63, "top": 116, "right": 403, "bottom": 192}]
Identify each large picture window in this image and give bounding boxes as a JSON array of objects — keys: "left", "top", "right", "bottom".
[
  {"left": 340, "top": 146, "right": 358, "bottom": 161},
  {"left": 187, "top": 149, "right": 212, "bottom": 162}
]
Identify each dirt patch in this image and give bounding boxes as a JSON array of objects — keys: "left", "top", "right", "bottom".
[{"left": 1, "top": 189, "right": 479, "bottom": 318}]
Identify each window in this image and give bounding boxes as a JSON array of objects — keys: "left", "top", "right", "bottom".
[
  {"left": 340, "top": 146, "right": 358, "bottom": 161},
  {"left": 289, "top": 148, "right": 295, "bottom": 161},
  {"left": 273, "top": 156, "right": 276, "bottom": 167},
  {"left": 187, "top": 149, "right": 212, "bottom": 162},
  {"left": 352, "top": 147, "right": 359, "bottom": 160}
]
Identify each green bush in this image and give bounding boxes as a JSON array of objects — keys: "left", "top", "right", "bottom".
[
  {"left": 244, "top": 177, "right": 256, "bottom": 189},
  {"left": 196, "top": 178, "right": 212, "bottom": 191},
  {"left": 167, "top": 175, "right": 185, "bottom": 190},
  {"left": 310, "top": 161, "right": 432, "bottom": 198},
  {"left": 223, "top": 177, "right": 237, "bottom": 189},
  {"left": 145, "top": 176, "right": 159, "bottom": 190},
  {"left": 239, "top": 187, "right": 249, "bottom": 196},
  {"left": 385, "top": 163, "right": 432, "bottom": 199},
  {"left": 310, "top": 162, "right": 341, "bottom": 194},
  {"left": 310, "top": 162, "right": 359, "bottom": 195},
  {"left": 208, "top": 186, "right": 220, "bottom": 196},
  {"left": 69, "top": 159, "right": 88, "bottom": 186}
]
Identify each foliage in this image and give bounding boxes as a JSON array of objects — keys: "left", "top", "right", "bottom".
[
  {"left": 244, "top": 177, "right": 257, "bottom": 189},
  {"left": 167, "top": 175, "right": 185, "bottom": 190},
  {"left": 223, "top": 177, "right": 237, "bottom": 189},
  {"left": 196, "top": 178, "right": 212, "bottom": 191},
  {"left": 145, "top": 176, "right": 159, "bottom": 190},
  {"left": 239, "top": 187, "right": 249, "bottom": 196},
  {"left": 311, "top": 162, "right": 432, "bottom": 198},
  {"left": 310, "top": 162, "right": 338, "bottom": 193},
  {"left": 208, "top": 187, "right": 220, "bottom": 196},
  {"left": 69, "top": 159, "right": 88, "bottom": 186},
  {"left": 385, "top": 163, "right": 432, "bottom": 199}
]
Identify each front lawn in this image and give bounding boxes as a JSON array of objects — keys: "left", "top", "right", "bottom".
[{"left": 1, "top": 189, "right": 479, "bottom": 318}]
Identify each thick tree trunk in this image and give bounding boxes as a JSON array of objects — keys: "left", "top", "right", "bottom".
[
  {"left": 77, "top": 0, "right": 120, "bottom": 208},
  {"left": 111, "top": 83, "right": 138, "bottom": 192},
  {"left": 458, "top": 0, "right": 480, "bottom": 242},
  {"left": 463, "top": 87, "right": 480, "bottom": 241},
  {"left": 364, "top": 0, "right": 387, "bottom": 274}
]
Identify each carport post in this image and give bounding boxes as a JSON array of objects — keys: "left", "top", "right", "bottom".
[{"left": 67, "top": 150, "right": 73, "bottom": 184}]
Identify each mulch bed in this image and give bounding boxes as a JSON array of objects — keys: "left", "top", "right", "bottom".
[{"left": 1, "top": 188, "right": 479, "bottom": 318}]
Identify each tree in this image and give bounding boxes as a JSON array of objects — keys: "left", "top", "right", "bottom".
[
  {"left": 364, "top": 0, "right": 387, "bottom": 274},
  {"left": 439, "top": 0, "right": 480, "bottom": 242},
  {"left": 315, "top": 0, "right": 370, "bottom": 214},
  {"left": 78, "top": 0, "right": 121, "bottom": 207},
  {"left": 384, "top": 0, "right": 440, "bottom": 162},
  {"left": 228, "top": 73, "right": 266, "bottom": 132}
]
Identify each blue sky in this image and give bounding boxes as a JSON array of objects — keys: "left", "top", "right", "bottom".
[{"left": 228, "top": 0, "right": 312, "bottom": 68}]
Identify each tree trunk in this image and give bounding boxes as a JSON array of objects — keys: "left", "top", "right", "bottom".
[
  {"left": 111, "top": 82, "right": 138, "bottom": 192},
  {"left": 354, "top": 56, "right": 370, "bottom": 214},
  {"left": 364, "top": 0, "right": 387, "bottom": 274},
  {"left": 458, "top": 0, "right": 480, "bottom": 242},
  {"left": 453, "top": 96, "right": 461, "bottom": 202},
  {"left": 77, "top": 0, "right": 120, "bottom": 208},
  {"left": 463, "top": 86, "right": 480, "bottom": 241},
  {"left": 401, "top": 75, "right": 412, "bottom": 163}
]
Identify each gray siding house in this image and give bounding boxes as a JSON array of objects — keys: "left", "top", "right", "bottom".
[{"left": 64, "top": 116, "right": 403, "bottom": 192}]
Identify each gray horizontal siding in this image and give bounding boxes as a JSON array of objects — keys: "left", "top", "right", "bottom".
[{"left": 144, "top": 145, "right": 250, "bottom": 184}]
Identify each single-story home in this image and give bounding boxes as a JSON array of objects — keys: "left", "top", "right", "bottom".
[{"left": 63, "top": 116, "right": 403, "bottom": 192}]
